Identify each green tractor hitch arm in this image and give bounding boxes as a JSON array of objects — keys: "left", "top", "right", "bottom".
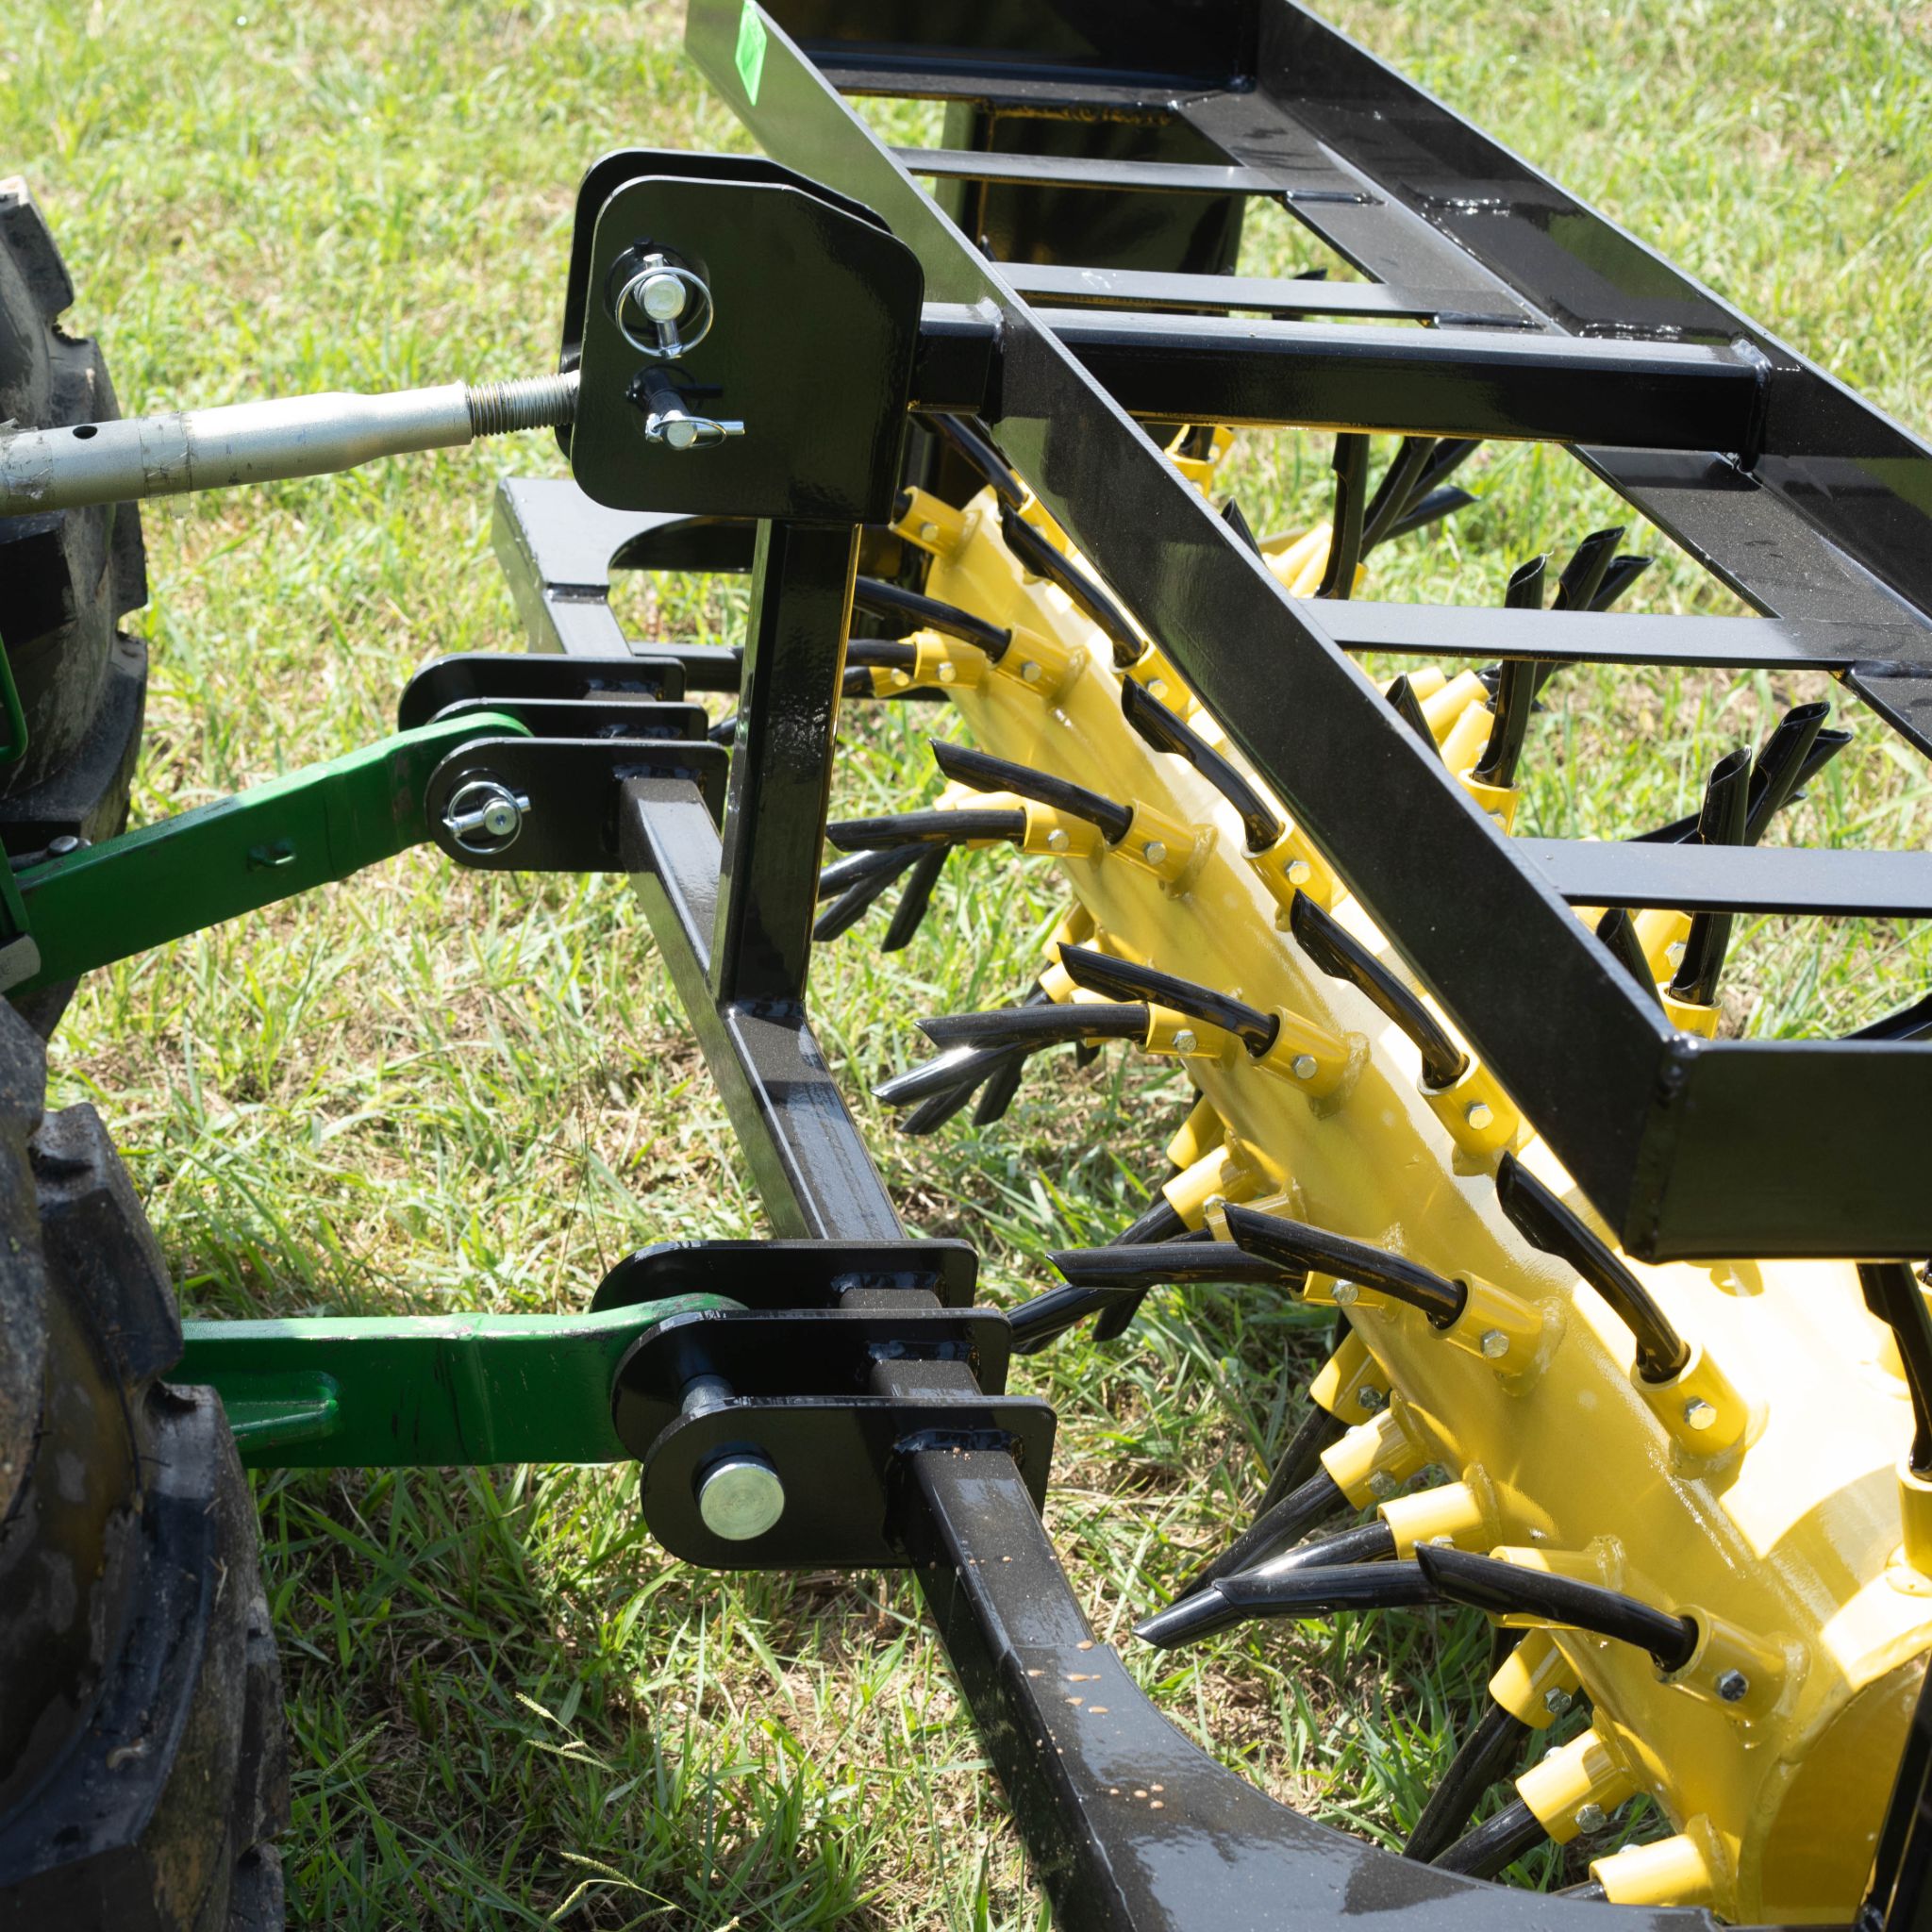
[
  {"left": 177, "top": 1294, "right": 738, "bottom": 1468},
  {"left": 6, "top": 708, "right": 534, "bottom": 994}
]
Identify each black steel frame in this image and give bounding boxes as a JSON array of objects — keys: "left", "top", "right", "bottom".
[{"left": 478, "top": 2, "right": 1932, "bottom": 1924}]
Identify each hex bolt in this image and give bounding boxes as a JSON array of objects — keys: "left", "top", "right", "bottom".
[
  {"left": 1203, "top": 1193, "right": 1227, "bottom": 1215},
  {"left": 1172, "top": 1028, "right": 1198, "bottom": 1054},
  {"left": 1480, "top": 1327, "right": 1511, "bottom": 1359},
  {"left": 1332, "top": 1280, "right": 1360, "bottom": 1306},
  {"left": 1291, "top": 1054, "right": 1318, "bottom": 1080},
  {"left": 1574, "top": 1802, "right": 1607, "bottom": 1834},
  {"left": 1543, "top": 1687, "right": 1574, "bottom": 1718},
  {"left": 441, "top": 777, "right": 531, "bottom": 856},
  {"left": 47, "top": 834, "right": 82, "bottom": 857},
  {"left": 918, "top": 521, "right": 940, "bottom": 542},
  {"left": 1356, "top": 1385, "right": 1387, "bottom": 1413},
  {"left": 1367, "top": 1470, "right": 1398, "bottom": 1501},
  {"left": 938, "top": 662, "right": 958, "bottom": 684},
  {"left": 1716, "top": 1669, "right": 1750, "bottom": 1703},
  {"left": 1285, "top": 858, "right": 1312, "bottom": 885},
  {"left": 1465, "top": 1101, "right": 1495, "bottom": 1131},
  {"left": 1141, "top": 839, "right": 1169, "bottom": 866},
  {"left": 1683, "top": 1397, "right": 1718, "bottom": 1431},
  {"left": 1020, "top": 660, "right": 1042, "bottom": 682},
  {"left": 680, "top": 1374, "right": 786, "bottom": 1542},
  {"left": 1045, "top": 826, "right": 1071, "bottom": 852}
]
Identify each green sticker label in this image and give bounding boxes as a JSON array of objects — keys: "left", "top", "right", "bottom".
[{"left": 735, "top": 2, "right": 767, "bottom": 105}]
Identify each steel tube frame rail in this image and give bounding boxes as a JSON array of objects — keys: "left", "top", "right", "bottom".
[{"left": 680, "top": 0, "right": 1932, "bottom": 1268}]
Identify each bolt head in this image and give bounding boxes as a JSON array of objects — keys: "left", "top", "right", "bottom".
[
  {"left": 1291, "top": 1053, "right": 1318, "bottom": 1080},
  {"left": 1286, "top": 858, "right": 1312, "bottom": 885},
  {"left": 1479, "top": 1327, "right": 1510, "bottom": 1360},
  {"left": 1171, "top": 1028, "right": 1198, "bottom": 1054},
  {"left": 1020, "top": 659, "right": 1042, "bottom": 683},
  {"left": 697, "top": 1455, "right": 786, "bottom": 1541},
  {"left": 938, "top": 662, "right": 957, "bottom": 684},
  {"left": 1574, "top": 1803, "right": 1607, "bottom": 1834},
  {"left": 1203, "top": 1193, "right": 1226, "bottom": 1214},
  {"left": 1148, "top": 679, "right": 1169, "bottom": 700},
  {"left": 480, "top": 800, "right": 520, "bottom": 839},
  {"left": 1684, "top": 1397, "right": 1718, "bottom": 1431},
  {"left": 47, "top": 834, "right": 81, "bottom": 857},
  {"left": 1045, "top": 826, "right": 1071, "bottom": 852},
  {"left": 1356, "top": 1384, "right": 1387, "bottom": 1413},
  {"left": 890, "top": 669, "right": 912, "bottom": 689},
  {"left": 918, "top": 521, "right": 940, "bottom": 542},
  {"left": 1332, "top": 1280, "right": 1360, "bottom": 1306},
  {"left": 1716, "top": 1669, "right": 1749, "bottom": 1703},
  {"left": 1464, "top": 1101, "right": 1494, "bottom": 1131},
  {"left": 639, "top": 270, "right": 688, "bottom": 323},
  {"left": 1141, "top": 839, "right": 1168, "bottom": 866},
  {"left": 1367, "top": 1471, "right": 1398, "bottom": 1501},
  {"left": 1543, "top": 1687, "right": 1574, "bottom": 1717}
]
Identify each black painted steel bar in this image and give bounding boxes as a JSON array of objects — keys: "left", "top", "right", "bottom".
[
  {"left": 1304, "top": 601, "right": 1929, "bottom": 671},
  {"left": 892, "top": 145, "right": 1371, "bottom": 203},
  {"left": 710, "top": 520, "right": 861, "bottom": 1005},
  {"left": 622, "top": 777, "right": 901, "bottom": 1241},
  {"left": 1518, "top": 840, "right": 1932, "bottom": 918},
  {"left": 1040, "top": 310, "right": 1762, "bottom": 448},
  {"left": 1002, "top": 260, "right": 1529, "bottom": 325}
]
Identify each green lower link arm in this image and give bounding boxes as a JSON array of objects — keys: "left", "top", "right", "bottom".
[
  {"left": 176, "top": 1294, "right": 735, "bottom": 1469},
  {"left": 9, "top": 708, "right": 528, "bottom": 993}
]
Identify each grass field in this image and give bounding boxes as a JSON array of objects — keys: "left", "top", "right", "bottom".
[{"left": 7, "top": 0, "right": 1932, "bottom": 1924}]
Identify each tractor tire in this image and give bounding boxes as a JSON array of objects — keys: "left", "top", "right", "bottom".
[
  {"left": 0, "top": 177, "right": 150, "bottom": 1037},
  {"left": 0, "top": 1000, "right": 286, "bottom": 1929}
]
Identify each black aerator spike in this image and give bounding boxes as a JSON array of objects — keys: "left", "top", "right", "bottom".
[
  {"left": 997, "top": 502, "right": 1143, "bottom": 669},
  {"left": 815, "top": 844, "right": 925, "bottom": 942},
  {"left": 825, "top": 807, "right": 1025, "bottom": 852},
  {"left": 929, "top": 739, "right": 1135, "bottom": 843},
  {"left": 1669, "top": 745, "right": 1754, "bottom": 1007},
  {"left": 1360, "top": 437, "right": 1435, "bottom": 553},
  {"left": 1550, "top": 525, "right": 1624, "bottom": 612},
  {"left": 919, "top": 1003, "right": 1150, "bottom": 1054},
  {"left": 1257, "top": 1403, "right": 1350, "bottom": 1515},
  {"left": 1472, "top": 555, "right": 1555, "bottom": 789},
  {"left": 844, "top": 638, "right": 921, "bottom": 675},
  {"left": 1058, "top": 945, "right": 1280, "bottom": 1056},
  {"left": 1288, "top": 893, "right": 1467, "bottom": 1088},
  {"left": 1222, "top": 498, "right": 1263, "bottom": 554},
  {"left": 930, "top": 413, "right": 1027, "bottom": 511},
  {"left": 1851, "top": 989, "right": 1932, "bottom": 1042},
  {"left": 1178, "top": 1468, "right": 1349, "bottom": 1596},
  {"left": 1594, "top": 906, "right": 1663, "bottom": 1006},
  {"left": 1316, "top": 433, "right": 1371, "bottom": 599},
  {"left": 881, "top": 843, "right": 949, "bottom": 952},
  {"left": 1858, "top": 1262, "right": 1932, "bottom": 1475},
  {"left": 1402, "top": 1702, "right": 1535, "bottom": 1865},
  {"left": 1493, "top": 1154, "right": 1688, "bottom": 1380},
  {"left": 1433, "top": 1799, "right": 1549, "bottom": 1879},
  {"left": 1007, "top": 1199, "right": 1195, "bottom": 1354},
  {"left": 1135, "top": 1558, "right": 1436, "bottom": 1650},
  {"left": 1384, "top": 674, "right": 1436, "bottom": 745},
  {"left": 850, "top": 576, "right": 1012, "bottom": 660},
  {"left": 1413, "top": 1544, "right": 1698, "bottom": 1672},
  {"left": 1120, "top": 677, "right": 1284, "bottom": 853},
  {"left": 1589, "top": 553, "right": 1652, "bottom": 611},
  {"left": 1223, "top": 1203, "right": 1465, "bottom": 1327},
  {"left": 1639, "top": 700, "right": 1850, "bottom": 844}
]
